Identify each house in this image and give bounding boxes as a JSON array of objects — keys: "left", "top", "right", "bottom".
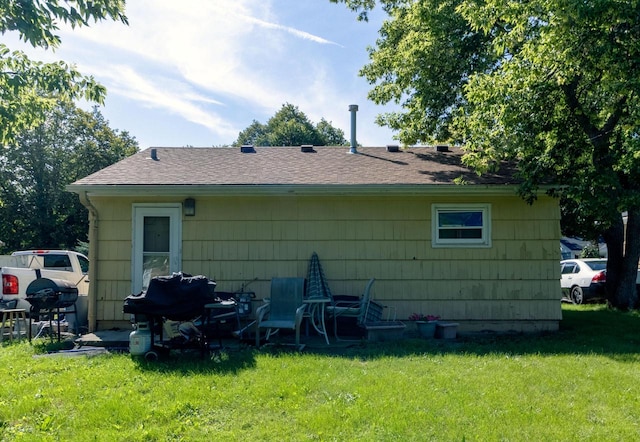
[
  {"left": 560, "top": 237, "right": 607, "bottom": 259},
  {"left": 67, "top": 144, "right": 562, "bottom": 333}
]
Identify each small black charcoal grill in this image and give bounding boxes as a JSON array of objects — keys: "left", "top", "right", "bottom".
[
  {"left": 26, "top": 278, "right": 78, "bottom": 311},
  {"left": 26, "top": 278, "right": 78, "bottom": 341}
]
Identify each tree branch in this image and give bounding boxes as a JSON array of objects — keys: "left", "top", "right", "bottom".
[{"left": 561, "top": 78, "right": 627, "bottom": 150}]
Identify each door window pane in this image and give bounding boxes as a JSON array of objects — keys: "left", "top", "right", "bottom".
[
  {"left": 142, "top": 216, "right": 170, "bottom": 290},
  {"left": 144, "top": 217, "right": 170, "bottom": 252}
]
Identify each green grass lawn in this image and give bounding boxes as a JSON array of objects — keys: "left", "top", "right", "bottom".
[{"left": 1, "top": 304, "right": 639, "bottom": 441}]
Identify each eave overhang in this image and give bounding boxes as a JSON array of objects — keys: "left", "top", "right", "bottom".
[{"left": 66, "top": 183, "right": 543, "bottom": 198}]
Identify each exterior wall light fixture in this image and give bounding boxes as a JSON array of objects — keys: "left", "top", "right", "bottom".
[{"left": 184, "top": 198, "right": 196, "bottom": 216}]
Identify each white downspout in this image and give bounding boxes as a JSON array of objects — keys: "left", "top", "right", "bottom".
[{"left": 79, "top": 191, "right": 99, "bottom": 332}]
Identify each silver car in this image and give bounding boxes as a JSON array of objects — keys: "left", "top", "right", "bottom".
[{"left": 560, "top": 259, "right": 607, "bottom": 304}]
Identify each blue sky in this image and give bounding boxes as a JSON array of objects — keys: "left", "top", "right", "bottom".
[{"left": 6, "top": 1, "right": 399, "bottom": 149}]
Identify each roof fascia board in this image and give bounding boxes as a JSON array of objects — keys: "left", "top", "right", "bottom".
[{"left": 67, "top": 183, "right": 533, "bottom": 197}]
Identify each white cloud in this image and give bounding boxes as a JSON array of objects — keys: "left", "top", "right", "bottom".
[
  {"left": 235, "top": 13, "right": 342, "bottom": 46},
  {"left": 5, "top": 0, "right": 398, "bottom": 146},
  {"left": 63, "top": 1, "right": 346, "bottom": 116},
  {"left": 98, "top": 64, "right": 238, "bottom": 140}
]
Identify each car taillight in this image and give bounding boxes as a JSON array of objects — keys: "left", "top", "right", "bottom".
[
  {"left": 592, "top": 271, "right": 606, "bottom": 283},
  {"left": 2, "top": 274, "right": 19, "bottom": 295}
]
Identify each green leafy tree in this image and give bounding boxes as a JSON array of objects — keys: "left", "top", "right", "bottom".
[
  {"left": 316, "top": 118, "right": 349, "bottom": 146},
  {"left": 0, "top": 0, "right": 128, "bottom": 146},
  {"left": 332, "top": 0, "right": 640, "bottom": 308},
  {"left": 0, "top": 101, "right": 138, "bottom": 252},
  {"left": 234, "top": 103, "right": 348, "bottom": 146},
  {"left": 235, "top": 120, "right": 268, "bottom": 146}
]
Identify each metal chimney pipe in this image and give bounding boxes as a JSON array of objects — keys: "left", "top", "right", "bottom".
[{"left": 349, "top": 104, "right": 358, "bottom": 154}]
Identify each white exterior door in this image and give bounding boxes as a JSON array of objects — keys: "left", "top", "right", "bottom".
[{"left": 132, "top": 204, "right": 182, "bottom": 293}]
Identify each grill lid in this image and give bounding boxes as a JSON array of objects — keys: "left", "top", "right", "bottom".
[{"left": 26, "top": 277, "right": 78, "bottom": 310}]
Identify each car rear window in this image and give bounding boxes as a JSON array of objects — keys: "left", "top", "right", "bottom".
[{"left": 586, "top": 261, "right": 607, "bottom": 271}]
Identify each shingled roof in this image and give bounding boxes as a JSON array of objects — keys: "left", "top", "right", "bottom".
[{"left": 69, "top": 145, "right": 519, "bottom": 192}]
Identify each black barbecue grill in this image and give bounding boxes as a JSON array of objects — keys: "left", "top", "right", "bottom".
[{"left": 26, "top": 277, "right": 78, "bottom": 340}]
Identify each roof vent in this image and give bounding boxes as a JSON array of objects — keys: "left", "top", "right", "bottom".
[
  {"left": 436, "top": 144, "right": 449, "bottom": 152},
  {"left": 149, "top": 148, "right": 159, "bottom": 161},
  {"left": 386, "top": 145, "right": 399, "bottom": 152},
  {"left": 301, "top": 145, "right": 315, "bottom": 153},
  {"left": 240, "top": 145, "right": 255, "bottom": 153}
]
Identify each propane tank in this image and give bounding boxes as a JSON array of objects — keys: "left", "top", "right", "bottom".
[{"left": 129, "top": 322, "right": 151, "bottom": 356}]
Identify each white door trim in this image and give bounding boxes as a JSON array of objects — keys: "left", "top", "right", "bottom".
[{"left": 132, "top": 203, "right": 182, "bottom": 293}]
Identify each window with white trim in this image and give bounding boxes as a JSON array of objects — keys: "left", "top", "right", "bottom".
[{"left": 432, "top": 204, "right": 491, "bottom": 247}]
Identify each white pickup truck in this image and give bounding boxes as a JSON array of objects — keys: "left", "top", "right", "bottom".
[{"left": 1, "top": 250, "right": 89, "bottom": 328}]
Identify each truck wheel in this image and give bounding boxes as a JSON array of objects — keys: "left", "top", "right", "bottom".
[{"left": 571, "top": 286, "right": 584, "bottom": 304}]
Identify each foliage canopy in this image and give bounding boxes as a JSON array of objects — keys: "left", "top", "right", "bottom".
[
  {"left": 332, "top": 0, "right": 640, "bottom": 308},
  {"left": 0, "top": 101, "right": 138, "bottom": 252},
  {"left": 234, "top": 103, "right": 348, "bottom": 147},
  {"left": 0, "top": 0, "right": 128, "bottom": 146}
]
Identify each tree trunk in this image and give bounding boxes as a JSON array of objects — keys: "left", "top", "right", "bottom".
[
  {"left": 604, "top": 210, "right": 640, "bottom": 309},
  {"left": 603, "top": 216, "right": 624, "bottom": 305},
  {"left": 621, "top": 208, "right": 640, "bottom": 308}
]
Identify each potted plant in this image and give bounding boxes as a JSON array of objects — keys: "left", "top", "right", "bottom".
[{"left": 408, "top": 313, "right": 440, "bottom": 338}]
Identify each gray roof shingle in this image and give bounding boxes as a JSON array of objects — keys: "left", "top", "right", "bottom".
[{"left": 71, "top": 146, "right": 518, "bottom": 188}]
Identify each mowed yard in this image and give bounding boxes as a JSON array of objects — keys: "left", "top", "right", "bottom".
[{"left": 1, "top": 304, "right": 639, "bottom": 441}]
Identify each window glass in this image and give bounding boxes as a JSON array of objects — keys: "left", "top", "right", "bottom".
[
  {"left": 142, "top": 216, "right": 171, "bottom": 290},
  {"left": 78, "top": 255, "right": 89, "bottom": 274},
  {"left": 43, "top": 254, "right": 72, "bottom": 269},
  {"left": 585, "top": 261, "right": 607, "bottom": 271},
  {"left": 438, "top": 211, "right": 483, "bottom": 239},
  {"left": 143, "top": 216, "right": 170, "bottom": 252},
  {"left": 438, "top": 211, "right": 483, "bottom": 227}
]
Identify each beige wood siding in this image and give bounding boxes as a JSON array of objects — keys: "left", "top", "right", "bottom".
[{"left": 88, "top": 193, "right": 561, "bottom": 332}]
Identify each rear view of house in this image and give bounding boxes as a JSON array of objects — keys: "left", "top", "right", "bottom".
[{"left": 67, "top": 145, "right": 562, "bottom": 333}]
